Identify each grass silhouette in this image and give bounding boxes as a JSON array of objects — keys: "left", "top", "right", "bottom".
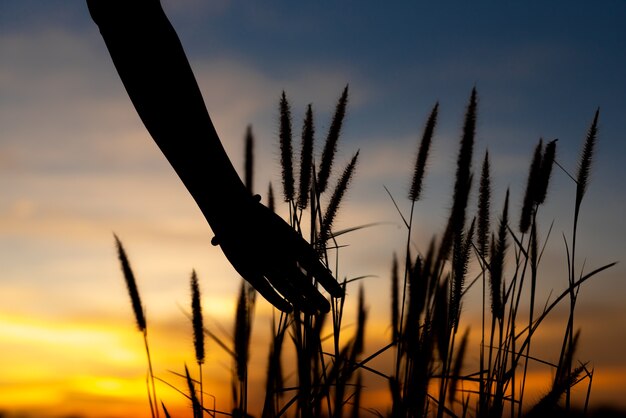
[
  {"left": 114, "top": 88, "right": 616, "bottom": 418},
  {"left": 90, "top": 1, "right": 616, "bottom": 416}
]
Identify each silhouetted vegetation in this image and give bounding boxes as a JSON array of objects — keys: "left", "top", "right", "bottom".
[{"left": 114, "top": 88, "right": 616, "bottom": 417}]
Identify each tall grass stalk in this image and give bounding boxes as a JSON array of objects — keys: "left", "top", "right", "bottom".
[
  {"left": 476, "top": 150, "right": 491, "bottom": 415},
  {"left": 190, "top": 270, "right": 205, "bottom": 411},
  {"left": 396, "top": 101, "right": 438, "bottom": 384},
  {"left": 562, "top": 108, "right": 600, "bottom": 410},
  {"left": 114, "top": 235, "right": 158, "bottom": 418}
]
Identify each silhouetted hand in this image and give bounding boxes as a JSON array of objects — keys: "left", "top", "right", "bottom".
[
  {"left": 87, "top": 0, "right": 343, "bottom": 313},
  {"left": 213, "top": 195, "right": 343, "bottom": 313}
]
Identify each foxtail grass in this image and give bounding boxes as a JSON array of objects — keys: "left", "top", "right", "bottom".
[
  {"left": 575, "top": 109, "right": 599, "bottom": 212},
  {"left": 439, "top": 88, "right": 476, "bottom": 263},
  {"left": 320, "top": 151, "right": 359, "bottom": 246},
  {"left": 317, "top": 85, "right": 349, "bottom": 194},
  {"left": 477, "top": 151, "right": 491, "bottom": 260},
  {"left": 519, "top": 139, "right": 544, "bottom": 233},
  {"left": 477, "top": 150, "right": 491, "bottom": 413},
  {"left": 298, "top": 104, "right": 315, "bottom": 209},
  {"left": 536, "top": 139, "right": 557, "bottom": 205},
  {"left": 233, "top": 282, "right": 255, "bottom": 416},
  {"left": 409, "top": 103, "right": 439, "bottom": 202},
  {"left": 561, "top": 108, "right": 600, "bottom": 410},
  {"left": 112, "top": 90, "right": 617, "bottom": 418},
  {"left": 279, "top": 91, "right": 295, "bottom": 202},
  {"left": 190, "top": 270, "right": 205, "bottom": 410},
  {"left": 395, "top": 100, "right": 439, "bottom": 390},
  {"left": 114, "top": 235, "right": 158, "bottom": 418}
]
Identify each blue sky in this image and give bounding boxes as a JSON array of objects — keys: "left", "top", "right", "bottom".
[{"left": 1, "top": 1, "right": 625, "bottom": 416}]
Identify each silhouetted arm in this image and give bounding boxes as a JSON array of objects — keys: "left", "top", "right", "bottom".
[
  {"left": 87, "top": 0, "right": 343, "bottom": 313},
  {"left": 87, "top": 0, "right": 247, "bottom": 227}
]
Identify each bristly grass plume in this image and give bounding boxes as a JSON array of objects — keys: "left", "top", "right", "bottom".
[
  {"left": 115, "top": 234, "right": 145, "bottom": 332},
  {"left": 317, "top": 85, "right": 348, "bottom": 195},
  {"left": 190, "top": 270, "right": 205, "bottom": 365},
  {"left": 440, "top": 88, "right": 477, "bottom": 260},
  {"left": 536, "top": 139, "right": 557, "bottom": 205},
  {"left": 575, "top": 109, "right": 599, "bottom": 213},
  {"left": 279, "top": 91, "right": 294, "bottom": 202},
  {"left": 490, "top": 189, "right": 508, "bottom": 320},
  {"left": 114, "top": 234, "right": 158, "bottom": 418},
  {"left": 320, "top": 150, "right": 359, "bottom": 245},
  {"left": 477, "top": 150, "right": 491, "bottom": 260},
  {"left": 298, "top": 104, "right": 315, "bottom": 209},
  {"left": 409, "top": 102, "right": 438, "bottom": 202},
  {"left": 520, "top": 139, "right": 543, "bottom": 234}
]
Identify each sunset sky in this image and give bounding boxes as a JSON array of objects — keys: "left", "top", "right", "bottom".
[{"left": 1, "top": 1, "right": 626, "bottom": 417}]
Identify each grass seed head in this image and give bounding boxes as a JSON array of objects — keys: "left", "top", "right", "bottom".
[
  {"left": 575, "top": 109, "right": 599, "bottom": 212},
  {"left": 190, "top": 270, "right": 205, "bottom": 364},
  {"left": 409, "top": 102, "right": 438, "bottom": 202},
  {"left": 298, "top": 104, "right": 315, "bottom": 209},
  {"left": 520, "top": 139, "right": 544, "bottom": 233},
  {"left": 114, "top": 234, "right": 146, "bottom": 332},
  {"left": 317, "top": 85, "right": 349, "bottom": 194},
  {"left": 279, "top": 91, "right": 294, "bottom": 201},
  {"left": 477, "top": 150, "right": 491, "bottom": 259}
]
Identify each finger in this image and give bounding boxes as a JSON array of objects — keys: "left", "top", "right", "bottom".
[
  {"left": 243, "top": 274, "right": 293, "bottom": 313},
  {"left": 295, "top": 241, "right": 344, "bottom": 298},
  {"left": 290, "top": 267, "right": 332, "bottom": 314},
  {"left": 266, "top": 270, "right": 318, "bottom": 315},
  {"left": 282, "top": 266, "right": 331, "bottom": 314}
]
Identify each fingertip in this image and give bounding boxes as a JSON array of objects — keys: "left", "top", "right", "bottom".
[
  {"left": 328, "top": 280, "right": 345, "bottom": 298},
  {"left": 317, "top": 268, "right": 344, "bottom": 298},
  {"left": 243, "top": 275, "right": 293, "bottom": 313},
  {"left": 276, "top": 300, "right": 294, "bottom": 314}
]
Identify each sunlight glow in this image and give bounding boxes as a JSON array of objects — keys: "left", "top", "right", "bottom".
[{"left": 1, "top": 2, "right": 625, "bottom": 417}]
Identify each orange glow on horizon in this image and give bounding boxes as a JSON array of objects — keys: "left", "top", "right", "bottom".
[{"left": 1, "top": 301, "right": 625, "bottom": 417}]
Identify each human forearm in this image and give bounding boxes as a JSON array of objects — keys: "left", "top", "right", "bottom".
[{"left": 87, "top": 0, "right": 249, "bottom": 231}]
